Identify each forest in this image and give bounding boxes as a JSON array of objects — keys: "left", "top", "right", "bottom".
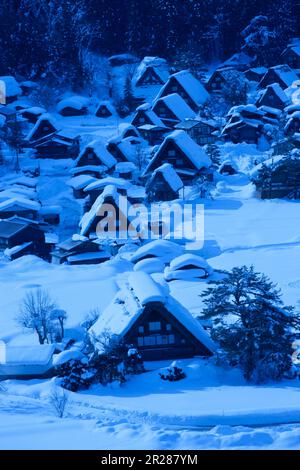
[{"left": 0, "top": 0, "right": 298, "bottom": 87}]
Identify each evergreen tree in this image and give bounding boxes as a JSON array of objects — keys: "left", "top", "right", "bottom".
[
  {"left": 201, "top": 266, "right": 299, "bottom": 382},
  {"left": 205, "top": 144, "right": 221, "bottom": 168}
]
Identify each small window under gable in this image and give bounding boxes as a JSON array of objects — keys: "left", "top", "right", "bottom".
[
  {"left": 168, "top": 149, "right": 176, "bottom": 157},
  {"left": 149, "top": 321, "right": 161, "bottom": 331},
  {"left": 138, "top": 325, "right": 144, "bottom": 334}
]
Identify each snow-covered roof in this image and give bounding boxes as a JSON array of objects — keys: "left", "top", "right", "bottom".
[
  {"left": 131, "top": 239, "right": 184, "bottom": 263},
  {"left": 4, "top": 241, "right": 33, "bottom": 258},
  {"left": 149, "top": 130, "right": 211, "bottom": 171},
  {"left": 0, "top": 344, "right": 55, "bottom": 365},
  {"left": 155, "top": 93, "right": 196, "bottom": 121},
  {"left": 168, "top": 253, "right": 213, "bottom": 273},
  {"left": 84, "top": 176, "right": 131, "bottom": 193},
  {"left": 221, "top": 51, "right": 253, "bottom": 68},
  {"left": 76, "top": 140, "right": 117, "bottom": 169},
  {"left": 156, "top": 70, "right": 209, "bottom": 107},
  {"left": 0, "top": 76, "right": 21, "bottom": 98},
  {"left": 267, "top": 65, "right": 298, "bottom": 88},
  {"left": 0, "top": 197, "right": 40, "bottom": 212},
  {"left": 227, "top": 104, "right": 264, "bottom": 117},
  {"left": 258, "top": 105, "right": 282, "bottom": 117},
  {"left": 0, "top": 220, "right": 29, "bottom": 238},
  {"left": 247, "top": 66, "right": 268, "bottom": 74},
  {"left": 96, "top": 100, "right": 116, "bottom": 115},
  {"left": 133, "top": 56, "right": 170, "bottom": 86},
  {"left": 135, "top": 106, "right": 166, "bottom": 127},
  {"left": 115, "top": 162, "right": 136, "bottom": 173},
  {"left": 282, "top": 44, "right": 300, "bottom": 58},
  {"left": 67, "top": 174, "right": 97, "bottom": 190},
  {"left": 80, "top": 184, "right": 126, "bottom": 237},
  {"left": 151, "top": 163, "right": 183, "bottom": 192},
  {"left": 84, "top": 176, "right": 131, "bottom": 192},
  {"left": 249, "top": 155, "right": 287, "bottom": 179},
  {"left": 20, "top": 106, "right": 46, "bottom": 116},
  {"left": 127, "top": 185, "right": 146, "bottom": 200},
  {"left": 109, "top": 123, "right": 140, "bottom": 144},
  {"left": 53, "top": 348, "right": 84, "bottom": 366},
  {"left": 71, "top": 165, "right": 107, "bottom": 176},
  {"left": 175, "top": 118, "right": 218, "bottom": 130},
  {"left": 91, "top": 272, "right": 215, "bottom": 353},
  {"left": 26, "top": 113, "right": 58, "bottom": 141},
  {"left": 57, "top": 96, "right": 89, "bottom": 113},
  {"left": 67, "top": 251, "right": 110, "bottom": 263},
  {"left": 259, "top": 83, "right": 289, "bottom": 105}
]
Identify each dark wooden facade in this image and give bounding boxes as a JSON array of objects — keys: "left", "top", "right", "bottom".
[
  {"left": 158, "top": 76, "right": 198, "bottom": 111},
  {"left": 281, "top": 48, "right": 300, "bottom": 69},
  {"left": 259, "top": 159, "right": 300, "bottom": 199},
  {"left": 175, "top": 120, "right": 218, "bottom": 145},
  {"left": 259, "top": 65, "right": 295, "bottom": 89},
  {"left": 28, "top": 119, "right": 57, "bottom": 142},
  {"left": 146, "top": 172, "right": 179, "bottom": 202},
  {"left": 256, "top": 87, "right": 288, "bottom": 110},
  {"left": 124, "top": 302, "right": 213, "bottom": 361},
  {"left": 136, "top": 67, "right": 165, "bottom": 86},
  {"left": 152, "top": 99, "right": 181, "bottom": 127},
  {"left": 138, "top": 125, "right": 169, "bottom": 145},
  {"left": 96, "top": 103, "right": 114, "bottom": 118},
  {"left": 0, "top": 220, "right": 50, "bottom": 260},
  {"left": 146, "top": 138, "right": 200, "bottom": 182},
  {"left": 223, "top": 121, "right": 262, "bottom": 144}
]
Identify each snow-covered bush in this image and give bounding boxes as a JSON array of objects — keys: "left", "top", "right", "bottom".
[
  {"left": 58, "top": 358, "right": 95, "bottom": 392},
  {"left": 159, "top": 365, "right": 186, "bottom": 382}
]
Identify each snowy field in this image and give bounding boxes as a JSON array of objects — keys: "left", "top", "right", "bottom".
[{"left": 1, "top": 158, "right": 300, "bottom": 449}]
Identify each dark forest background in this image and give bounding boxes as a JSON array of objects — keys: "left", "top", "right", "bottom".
[{"left": 0, "top": 0, "right": 299, "bottom": 86}]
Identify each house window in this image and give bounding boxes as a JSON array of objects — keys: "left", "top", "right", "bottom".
[
  {"left": 169, "top": 334, "right": 175, "bottom": 344},
  {"left": 156, "top": 335, "right": 169, "bottom": 345},
  {"left": 166, "top": 324, "right": 172, "bottom": 331},
  {"left": 144, "top": 336, "right": 156, "bottom": 346},
  {"left": 138, "top": 337, "right": 144, "bottom": 346},
  {"left": 168, "top": 149, "right": 176, "bottom": 157},
  {"left": 87, "top": 152, "right": 94, "bottom": 161},
  {"left": 176, "top": 159, "right": 184, "bottom": 165},
  {"left": 171, "top": 86, "right": 178, "bottom": 92},
  {"left": 139, "top": 117, "right": 145, "bottom": 123},
  {"left": 138, "top": 325, "right": 144, "bottom": 334},
  {"left": 149, "top": 321, "right": 161, "bottom": 331}
]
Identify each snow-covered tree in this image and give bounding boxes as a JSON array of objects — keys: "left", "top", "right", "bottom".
[
  {"left": 17, "top": 289, "right": 58, "bottom": 344},
  {"left": 205, "top": 144, "right": 221, "bottom": 168},
  {"left": 201, "top": 266, "right": 299, "bottom": 382}
]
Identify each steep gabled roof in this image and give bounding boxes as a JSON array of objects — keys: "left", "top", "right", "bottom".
[
  {"left": 145, "top": 130, "right": 211, "bottom": 174},
  {"left": 76, "top": 140, "right": 117, "bottom": 169},
  {"left": 91, "top": 271, "right": 216, "bottom": 353},
  {"left": 133, "top": 56, "right": 170, "bottom": 86},
  {"left": 154, "top": 93, "right": 196, "bottom": 121},
  {"left": 156, "top": 70, "right": 209, "bottom": 107},
  {"left": 149, "top": 163, "right": 183, "bottom": 192}
]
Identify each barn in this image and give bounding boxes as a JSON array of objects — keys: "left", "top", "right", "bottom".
[
  {"left": 91, "top": 272, "right": 215, "bottom": 361},
  {"left": 131, "top": 103, "right": 166, "bottom": 128}
]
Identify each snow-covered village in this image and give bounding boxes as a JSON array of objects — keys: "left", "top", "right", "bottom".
[{"left": 0, "top": 0, "right": 300, "bottom": 452}]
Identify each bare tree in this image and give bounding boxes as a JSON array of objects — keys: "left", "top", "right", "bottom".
[
  {"left": 49, "top": 387, "right": 69, "bottom": 418},
  {"left": 51, "top": 309, "right": 67, "bottom": 341},
  {"left": 81, "top": 308, "right": 100, "bottom": 331},
  {"left": 16, "top": 288, "right": 57, "bottom": 344}
]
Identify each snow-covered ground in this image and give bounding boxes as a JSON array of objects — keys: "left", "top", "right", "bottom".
[{"left": 1, "top": 156, "right": 300, "bottom": 448}]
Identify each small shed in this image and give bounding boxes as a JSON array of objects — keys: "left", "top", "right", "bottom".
[
  {"left": 95, "top": 101, "right": 117, "bottom": 118},
  {"left": 0, "top": 344, "right": 55, "bottom": 379},
  {"left": 56, "top": 96, "right": 89, "bottom": 116}
]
